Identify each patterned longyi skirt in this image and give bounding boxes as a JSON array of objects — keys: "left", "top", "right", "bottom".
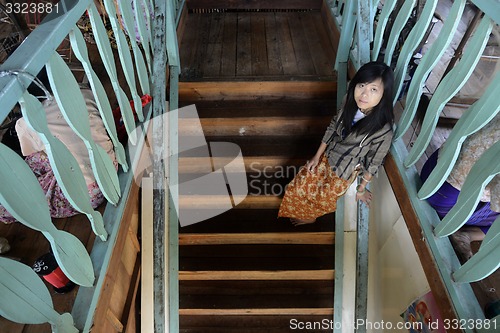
[{"left": 278, "top": 155, "right": 357, "bottom": 220}]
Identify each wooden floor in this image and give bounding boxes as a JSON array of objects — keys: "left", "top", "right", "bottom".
[
  {"left": 179, "top": 10, "right": 336, "bottom": 81},
  {"left": 0, "top": 1, "right": 498, "bottom": 331}
]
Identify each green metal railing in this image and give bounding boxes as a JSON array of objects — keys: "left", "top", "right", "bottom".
[
  {"left": 0, "top": 0, "right": 181, "bottom": 331},
  {"left": 329, "top": 0, "right": 499, "bottom": 332}
]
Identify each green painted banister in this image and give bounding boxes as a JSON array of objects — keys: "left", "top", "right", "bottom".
[
  {"left": 332, "top": 0, "right": 356, "bottom": 107},
  {"left": 453, "top": 216, "right": 500, "bottom": 283},
  {"left": 349, "top": 0, "right": 500, "bottom": 327},
  {"left": 383, "top": 0, "right": 416, "bottom": 66},
  {"left": 102, "top": 0, "right": 144, "bottom": 122},
  {"left": 134, "top": 0, "right": 153, "bottom": 73},
  {"left": 69, "top": 26, "right": 129, "bottom": 172},
  {"left": 418, "top": 71, "right": 500, "bottom": 200},
  {"left": 435, "top": 141, "right": 500, "bottom": 237},
  {"left": 356, "top": 0, "right": 372, "bottom": 67},
  {"left": 118, "top": 0, "right": 150, "bottom": 96},
  {"left": 87, "top": 4, "right": 138, "bottom": 144},
  {"left": 46, "top": 53, "right": 121, "bottom": 205},
  {"left": 394, "top": 0, "right": 466, "bottom": 140},
  {"left": 0, "top": 0, "right": 92, "bottom": 122},
  {"left": 0, "top": 143, "right": 95, "bottom": 287},
  {"left": 19, "top": 92, "right": 107, "bottom": 241},
  {"left": 167, "top": 0, "right": 180, "bottom": 67},
  {"left": 473, "top": 0, "right": 500, "bottom": 25},
  {"left": 392, "top": 0, "right": 438, "bottom": 104},
  {"left": 404, "top": 17, "right": 493, "bottom": 167},
  {"left": 0, "top": 257, "right": 79, "bottom": 333},
  {"left": 371, "top": 0, "right": 397, "bottom": 61},
  {"left": 334, "top": 0, "right": 356, "bottom": 71}
]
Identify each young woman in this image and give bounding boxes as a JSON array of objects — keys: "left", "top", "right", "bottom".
[{"left": 278, "top": 61, "right": 395, "bottom": 225}]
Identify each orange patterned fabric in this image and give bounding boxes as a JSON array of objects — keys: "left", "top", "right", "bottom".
[{"left": 278, "top": 155, "right": 356, "bottom": 220}]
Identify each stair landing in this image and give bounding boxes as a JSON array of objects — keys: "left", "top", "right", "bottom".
[{"left": 179, "top": 10, "right": 336, "bottom": 82}]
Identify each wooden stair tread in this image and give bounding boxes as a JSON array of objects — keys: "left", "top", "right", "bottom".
[
  {"left": 179, "top": 195, "right": 282, "bottom": 209},
  {"left": 181, "top": 99, "right": 336, "bottom": 118},
  {"left": 179, "top": 308, "right": 334, "bottom": 316},
  {"left": 179, "top": 81, "right": 337, "bottom": 101},
  {"left": 179, "top": 156, "right": 305, "bottom": 174},
  {"left": 179, "top": 270, "right": 335, "bottom": 280},
  {"left": 179, "top": 116, "right": 330, "bottom": 136},
  {"left": 179, "top": 232, "right": 335, "bottom": 245}
]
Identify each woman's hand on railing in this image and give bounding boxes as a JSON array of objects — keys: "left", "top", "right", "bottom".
[{"left": 356, "top": 186, "right": 372, "bottom": 208}]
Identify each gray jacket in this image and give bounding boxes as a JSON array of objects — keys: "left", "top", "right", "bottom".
[{"left": 321, "top": 109, "right": 393, "bottom": 180}]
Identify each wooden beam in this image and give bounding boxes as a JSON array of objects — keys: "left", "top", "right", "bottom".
[
  {"left": 106, "top": 309, "right": 124, "bottom": 332},
  {"left": 179, "top": 232, "right": 335, "bottom": 245},
  {"left": 180, "top": 194, "right": 282, "bottom": 209},
  {"left": 179, "top": 81, "right": 336, "bottom": 100},
  {"left": 179, "top": 308, "right": 334, "bottom": 316},
  {"left": 423, "top": 93, "right": 478, "bottom": 107},
  {"left": 179, "top": 116, "right": 331, "bottom": 136},
  {"left": 179, "top": 156, "right": 304, "bottom": 174},
  {"left": 179, "top": 269, "right": 335, "bottom": 280}
]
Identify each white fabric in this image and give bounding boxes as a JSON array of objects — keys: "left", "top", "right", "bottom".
[
  {"left": 353, "top": 109, "right": 367, "bottom": 124},
  {"left": 15, "top": 89, "right": 116, "bottom": 185}
]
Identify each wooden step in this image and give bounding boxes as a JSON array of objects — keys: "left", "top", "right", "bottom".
[
  {"left": 179, "top": 209, "right": 335, "bottom": 233},
  {"left": 179, "top": 194, "right": 281, "bottom": 209},
  {"left": 180, "top": 135, "right": 321, "bottom": 158},
  {"left": 180, "top": 280, "right": 334, "bottom": 295},
  {"left": 180, "top": 244, "right": 334, "bottom": 259},
  {"left": 179, "top": 308, "right": 333, "bottom": 316},
  {"left": 179, "top": 116, "right": 331, "bottom": 136},
  {"left": 180, "top": 313, "right": 334, "bottom": 333},
  {"left": 185, "top": 0, "right": 324, "bottom": 11},
  {"left": 180, "top": 245, "right": 334, "bottom": 271},
  {"left": 181, "top": 99, "right": 336, "bottom": 118},
  {"left": 179, "top": 270, "right": 334, "bottom": 280},
  {"left": 179, "top": 155, "right": 305, "bottom": 174},
  {"left": 179, "top": 232, "right": 334, "bottom": 245},
  {"left": 179, "top": 81, "right": 337, "bottom": 101}
]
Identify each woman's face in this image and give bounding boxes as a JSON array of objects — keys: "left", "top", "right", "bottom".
[{"left": 354, "top": 78, "right": 384, "bottom": 113}]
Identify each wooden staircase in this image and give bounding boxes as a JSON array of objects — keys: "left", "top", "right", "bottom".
[{"left": 178, "top": 85, "right": 338, "bottom": 332}]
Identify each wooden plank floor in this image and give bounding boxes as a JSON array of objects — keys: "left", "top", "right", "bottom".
[{"left": 179, "top": 10, "right": 336, "bottom": 81}]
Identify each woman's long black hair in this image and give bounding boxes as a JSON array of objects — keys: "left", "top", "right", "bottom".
[{"left": 341, "top": 61, "right": 394, "bottom": 137}]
